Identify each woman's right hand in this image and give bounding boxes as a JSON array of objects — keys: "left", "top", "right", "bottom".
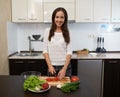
[{"left": 48, "top": 65, "right": 56, "bottom": 75}]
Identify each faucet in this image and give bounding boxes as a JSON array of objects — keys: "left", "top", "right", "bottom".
[{"left": 28, "top": 36, "right": 32, "bottom": 54}]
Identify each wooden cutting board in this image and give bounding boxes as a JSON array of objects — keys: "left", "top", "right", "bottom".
[{"left": 39, "top": 76, "right": 71, "bottom": 86}]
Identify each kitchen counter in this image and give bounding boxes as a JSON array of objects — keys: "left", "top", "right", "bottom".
[
  {"left": 8, "top": 52, "right": 120, "bottom": 59},
  {"left": 0, "top": 76, "right": 81, "bottom": 97}
]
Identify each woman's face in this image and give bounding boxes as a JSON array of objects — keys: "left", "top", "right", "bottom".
[{"left": 54, "top": 11, "right": 65, "bottom": 28}]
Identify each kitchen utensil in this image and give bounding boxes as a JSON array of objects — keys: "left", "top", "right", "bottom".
[
  {"left": 96, "top": 37, "right": 101, "bottom": 53},
  {"left": 21, "top": 71, "right": 41, "bottom": 81},
  {"left": 101, "top": 37, "right": 106, "bottom": 53},
  {"left": 39, "top": 76, "right": 71, "bottom": 86},
  {"left": 28, "top": 85, "right": 51, "bottom": 93}
]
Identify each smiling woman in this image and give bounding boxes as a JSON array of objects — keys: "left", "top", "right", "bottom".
[{"left": 43, "top": 7, "right": 72, "bottom": 80}]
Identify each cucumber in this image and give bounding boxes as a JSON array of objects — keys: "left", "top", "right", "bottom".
[{"left": 61, "top": 81, "right": 80, "bottom": 93}]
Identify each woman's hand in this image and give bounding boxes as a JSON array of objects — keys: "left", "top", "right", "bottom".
[
  {"left": 58, "top": 68, "right": 66, "bottom": 80},
  {"left": 48, "top": 65, "right": 56, "bottom": 75}
]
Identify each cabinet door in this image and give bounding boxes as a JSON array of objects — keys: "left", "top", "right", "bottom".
[
  {"left": 28, "top": 0, "right": 43, "bottom": 22},
  {"left": 26, "top": 59, "right": 47, "bottom": 76},
  {"left": 78, "top": 60, "right": 102, "bottom": 97},
  {"left": 94, "top": 0, "right": 111, "bottom": 22},
  {"left": 43, "top": 2, "right": 75, "bottom": 22},
  {"left": 12, "top": 0, "right": 27, "bottom": 22},
  {"left": 44, "top": 0, "right": 74, "bottom": 2},
  {"left": 9, "top": 59, "right": 27, "bottom": 75},
  {"left": 103, "top": 59, "right": 120, "bottom": 97},
  {"left": 76, "top": 0, "right": 93, "bottom": 22},
  {"left": 71, "top": 59, "right": 78, "bottom": 75},
  {"left": 112, "top": 0, "right": 120, "bottom": 22}
]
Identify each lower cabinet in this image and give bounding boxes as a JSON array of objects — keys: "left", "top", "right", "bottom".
[
  {"left": 103, "top": 59, "right": 120, "bottom": 97},
  {"left": 9, "top": 59, "right": 48, "bottom": 75},
  {"left": 78, "top": 60, "right": 102, "bottom": 97},
  {"left": 9, "top": 59, "right": 77, "bottom": 76}
]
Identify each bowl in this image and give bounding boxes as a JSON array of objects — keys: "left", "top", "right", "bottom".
[
  {"left": 21, "top": 71, "right": 41, "bottom": 80},
  {"left": 32, "top": 35, "right": 41, "bottom": 40}
]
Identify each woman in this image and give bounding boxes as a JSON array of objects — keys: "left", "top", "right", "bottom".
[{"left": 43, "top": 7, "right": 72, "bottom": 80}]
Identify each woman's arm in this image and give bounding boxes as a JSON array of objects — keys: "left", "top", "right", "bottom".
[
  {"left": 43, "top": 29, "right": 56, "bottom": 75},
  {"left": 58, "top": 42, "right": 73, "bottom": 79},
  {"left": 43, "top": 53, "right": 56, "bottom": 75}
]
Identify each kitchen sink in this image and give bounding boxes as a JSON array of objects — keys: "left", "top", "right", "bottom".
[{"left": 16, "top": 53, "right": 39, "bottom": 56}]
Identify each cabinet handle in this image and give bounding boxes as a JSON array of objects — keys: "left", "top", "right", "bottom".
[
  {"left": 84, "top": 18, "right": 91, "bottom": 20},
  {"left": 109, "top": 60, "right": 118, "bottom": 63},
  {"left": 18, "top": 18, "right": 26, "bottom": 20},
  {"left": 15, "top": 61, "right": 24, "bottom": 63},
  {"left": 29, "top": 18, "right": 37, "bottom": 20},
  {"left": 28, "top": 61, "right": 36, "bottom": 63}
]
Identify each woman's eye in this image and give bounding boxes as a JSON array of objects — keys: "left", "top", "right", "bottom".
[{"left": 55, "top": 16, "right": 64, "bottom": 19}]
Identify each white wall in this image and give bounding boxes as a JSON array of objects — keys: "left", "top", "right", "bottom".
[
  {"left": 7, "top": 22, "right": 120, "bottom": 55},
  {"left": 7, "top": 22, "right": 18, "bottom": 55}
]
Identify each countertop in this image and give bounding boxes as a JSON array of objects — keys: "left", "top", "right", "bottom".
[
  {"left": 0, "top": 76, "right": 81, "bottom": 97},
  {"left": 8, "top": 52, "right": 120, "bottom": 59}
]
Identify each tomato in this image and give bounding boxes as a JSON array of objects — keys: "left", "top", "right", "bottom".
[
  {"left": 71, "top": 76, "right": 79, "bottom": 82},
  {"left": 46, "top": 78, "right": 53, "bottom": 81},
  {"left": 42, "top": 83, "right": 49, "bottom": 90},
  {"left": 53, "top": 77, "right": 60, "bottom": 81}
]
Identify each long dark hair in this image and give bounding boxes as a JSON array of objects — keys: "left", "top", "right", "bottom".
[{"left": 48, "top": 7, "right": 70, "bottom": 44}]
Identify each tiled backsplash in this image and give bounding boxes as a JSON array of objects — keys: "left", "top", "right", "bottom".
[{"left": 7, "top": 22, "right": 120, "bottom": 55}]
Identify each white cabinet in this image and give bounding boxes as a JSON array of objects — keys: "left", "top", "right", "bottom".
[
  {"left": 94, "top": 0, "right": 111, "bottom": 22},
  {"left": 43, "top": 0, "right": 75, "bottom": 22},
  {"left": 112, "top": 0, "right": 120, "bottom": 22},
  {"left": 12, "top": 0, "right": 43, "bottom": 22},
  {"left": 76, "top": 0, "right": 93, "bottom": 22},
  {"left": 76, "top": 0, "right": 111, "bottom": 23}
]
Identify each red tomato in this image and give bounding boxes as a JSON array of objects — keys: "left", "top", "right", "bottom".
[
  {"left": 71, "top": 76, "right": 79, "bottom": 82},
  {"left": 46, "top": 77, "right": 52, "bottom": 81},
  {"left": 42, "top": 83, "right": 49, "bottom": 90},
  {"left": 53, "top": 77, "right": 60, "bottom": 81}
]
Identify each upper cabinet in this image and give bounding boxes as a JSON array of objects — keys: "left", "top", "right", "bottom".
[
  {"left": 43, "top": 0, "right": 75, "bottom": 22},
  {"left": 12, "top": 0, "right": 120, "bottom": 23},
  {"left": 12, "top": 0, "right": 75, "bottom": 23},
  {"left": 94, "top": 0, "right": 111, "bottom": 22},
  {"left": 76, "top": 0, "right": 93, "bottom": 22},
  {"left": 111, "top": 0, "right": 120, "bottom": 22},
  {"left": 12, "top": 0, "right": 43, "bottom": 22},
  {"left": 76, "top": 0, "right": 111, "bottom": 23}
]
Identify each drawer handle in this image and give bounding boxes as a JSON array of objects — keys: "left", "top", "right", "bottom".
[
  {"left": 28, "top": 61, "right": 36, "bottom": 63},
  {"left": 109, "top": 61, "right": 117, "bottom": 63},
  {"left": 15, "top": 61, "right": 24, "bottom": 63}
]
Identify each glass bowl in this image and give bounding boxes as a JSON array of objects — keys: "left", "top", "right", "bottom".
[{"left": 21, "top": 71, "right": 41, "bottom": 81}]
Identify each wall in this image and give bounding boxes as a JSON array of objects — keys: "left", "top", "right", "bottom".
[
  {"left": 7, "top": 22, "right": 120, "bottom": 55},
  {"left": 0, "top": 0, "right": 11, "bottom": 75}
]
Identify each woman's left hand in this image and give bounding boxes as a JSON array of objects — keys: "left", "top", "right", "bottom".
[{"left": 58, "top": 68, "right": 66, "bottom": 80}]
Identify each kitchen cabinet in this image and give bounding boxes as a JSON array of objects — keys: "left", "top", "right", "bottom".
[
  {"left": 103, "top": 59, "right": 120, "bottom": 97},
  {"left": 111, "top": 0, "right": 120, "bottom": 22},
  {"left": 76, "top": 0, "right": 93, "bottom": 22},
  {"left": 9, "top": 59, "right": 77, "bottom": 76},
  {"left": 43, "top": 0, "right": 75, "bottom": 22},
  {"left": 76, "top": 0, "right": 111, "bottom": 22},
  {"left": 9, "top": 59, "right": 48, "bottom": 75},
  {"left": 78, "top": 60, "right": 102, "bottom": 97},
  {"left": 12, "top": 0, "right": 43, "bottom": 22},
  {"left": 93, "top": 0, "right": 111, "bottom": 22}
]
